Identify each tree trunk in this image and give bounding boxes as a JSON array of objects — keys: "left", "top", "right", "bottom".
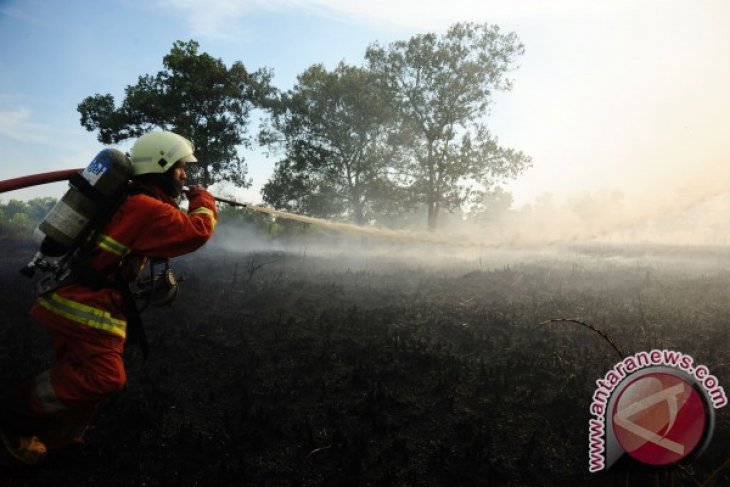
[
  {"left": 427, "top": 202, "right": 439, "bottom": 230},
  {"left": 426, "top": 142, "right": 438, "bottom": 230},
  {"left": 350, "top": 171, "right": 365, "bottom": 225},
  {"left": 352, "top": 189, "right": 365, "bottom": 225},
  {"left": 353, "top": 204, "right": 365, "bottom": 226},
  {"left": 203, "top": 164, "right": 211, "bottom": 187}
]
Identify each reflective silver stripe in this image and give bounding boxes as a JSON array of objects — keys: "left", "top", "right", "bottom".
[
  {"left": 166, "top": 141, "right": 184, "bottom": 161},
  {"left": 34, "top": 370, "right": 66, "bottom": 413}
]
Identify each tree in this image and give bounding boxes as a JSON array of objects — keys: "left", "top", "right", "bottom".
[
  {"left": 366, "top": 22, "right": 532, "bottom": 229},
  {"left": 78, "top": 40, "right": 275, "bottom": 187},
  {"left": 0, "top": 197, "right": 57, "bottom": 234},
  {"left": 469, "top": 187, "right": 514, "bottom": 222},
  {"left": 260, "top": 62, "right": 398, "bottom": 224}
]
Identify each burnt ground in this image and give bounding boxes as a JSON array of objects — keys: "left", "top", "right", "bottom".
[{"left": 1, "top": 233, "right": 729, "bottom": 486}]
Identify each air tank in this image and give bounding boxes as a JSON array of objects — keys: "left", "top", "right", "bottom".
[{"left": 33, "top": 148, "right": 133, "bottom": 257}]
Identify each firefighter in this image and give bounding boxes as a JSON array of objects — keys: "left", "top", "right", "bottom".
[{"left": 0, "top": 131, "right": 218, "bottom": 465}]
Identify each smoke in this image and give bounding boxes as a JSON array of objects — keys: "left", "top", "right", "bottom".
[
  {"left": 215, "top": 170, "right": 730, "bottom": 254},
  {"left": 207, "top": 192, "right": 730, "bottom": 280},
  {"left": 448, "top": 185, "right": 730, "bottom": 249},
  {"left": 207, "top": 151, "right": 730, "bottom": 274}
]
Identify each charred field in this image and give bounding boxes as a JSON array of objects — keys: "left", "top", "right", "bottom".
[{"left": 1, "top": 233, "right": 730, "bottom": 486}]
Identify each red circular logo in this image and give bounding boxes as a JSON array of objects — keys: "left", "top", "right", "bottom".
[{"left": 612, "top": 372, "right": 707, "bottom": 465}]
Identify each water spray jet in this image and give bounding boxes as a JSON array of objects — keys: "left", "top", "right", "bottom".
[
  {"left": 4, "top": 168, "right": 730, "bottom": 250},
  {"left": 1, "top": 169, "right": 498, "bottom": 249}
]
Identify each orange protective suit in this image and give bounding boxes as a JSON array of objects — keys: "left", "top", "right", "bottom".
[{"left": 20, "top": 184, "right": 217, "bottom": 448}]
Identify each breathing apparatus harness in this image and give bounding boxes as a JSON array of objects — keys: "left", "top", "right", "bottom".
[
  {"left": 21, "top": 150, "right": 183, "bottom": 359},
  {"left": 27, "top": 183, "right": 178, "bottom": 304}
]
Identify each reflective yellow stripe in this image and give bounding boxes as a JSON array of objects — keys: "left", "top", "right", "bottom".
[
  {"left": 38, "top": 293, "right": 127, "bottom": 338},
  {"left": 96, "top": 234, "right": 130, "bottom": 257},
  {"left": 190, "top": 207, "right": 217, "bottom": 229}
]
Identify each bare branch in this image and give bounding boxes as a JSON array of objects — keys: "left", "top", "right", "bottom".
[{"left": 538, "top": 318, "right": 625, "bottom": 360}]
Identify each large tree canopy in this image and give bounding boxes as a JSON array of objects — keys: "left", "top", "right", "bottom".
[
  {"left": 366, "top": 22, "right": 532, "bottom": 229},
  {"left": 78, "top": 40, "right": 275, "bottom": 187},
  {"left": 260, "top": 62, "right": 399, "bottom": 224}
]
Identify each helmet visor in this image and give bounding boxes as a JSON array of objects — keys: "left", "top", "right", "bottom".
[{"left": 178, "top": 153, "right": 198, "bottom": 164}]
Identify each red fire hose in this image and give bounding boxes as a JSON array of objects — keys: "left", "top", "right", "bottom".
[
  {"left": 0, "top": 169, "right": 248, "bottom": 209},
  {"left": 0, "top": 169, "right": 462, "bottom": 245},
  {"left": 0, "top": 169, "right": 83, "bottom": 194}
]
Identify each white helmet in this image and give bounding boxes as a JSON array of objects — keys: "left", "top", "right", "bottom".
[{"left": 129, "top": 131, "right": 198, "bottom": 176}]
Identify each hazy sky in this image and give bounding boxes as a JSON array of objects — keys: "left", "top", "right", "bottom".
[{"left": 1, "top": 0, "right": 728, "bottom": 213}]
